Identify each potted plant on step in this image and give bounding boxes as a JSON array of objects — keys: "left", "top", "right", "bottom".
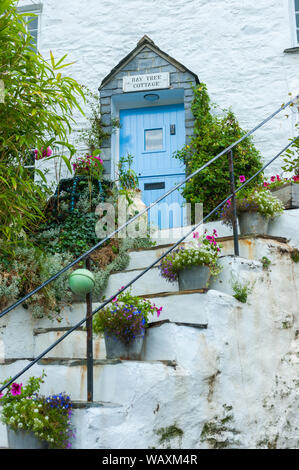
[
  {"left": 93, "top": 289, "right": 162, "bottom": 360},
  {"left": 159, "top": 230, "right": 222, "bottom": 291},
  {"left": 263, "top": 174, "right": 299, "bottom": 209},
  {"left": 221, "top": 185, "right": 284, "bottom": 236},
  {"left": 0, "top": 373, "right": 75, "bottom": 449}
]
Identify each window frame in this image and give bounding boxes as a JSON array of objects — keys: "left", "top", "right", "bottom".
[
  {"left": 289, "top": 0, "right": 299, "bottom": 46},
  {"left": 17, "top": 3, "right": 43, "bottom": 51}
]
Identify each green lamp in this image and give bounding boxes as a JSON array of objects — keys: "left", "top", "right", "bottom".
[{"left": 69, "top": 268, "right": 95, "bottom": 295}]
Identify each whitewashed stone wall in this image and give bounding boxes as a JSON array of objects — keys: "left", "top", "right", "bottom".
[{"left": 17, "top": 0, "right": 299, "bottom": 186}]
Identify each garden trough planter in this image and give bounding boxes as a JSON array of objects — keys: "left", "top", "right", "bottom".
[
  {"left": 104, "top": 332, "right": 145, "bottom": 360},
  {"left": 238, "top": 212, "right": 269, "bottom": 236},
  {"left": 270, "top": 182, "right": 299, "bottom": 209},
  {"left": 7, "top": 428, "right": 49, "bottom": 449},
  {"left": 178, "top": 265, "right": 211, "bottom": 291}
]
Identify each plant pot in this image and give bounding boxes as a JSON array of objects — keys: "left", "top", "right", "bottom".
[
  {"left": 104, "top": 332, "right": 144, "bottom": 360},
  {"left": 238, "top": 211, "right": 269, "bottom": 236},
  {"left": 7, "top": 427, "right": 49, "bottom": 449},
  {"left": 178, "top": 265, "right": 211, "bottom": 291},
  {"left": 270, "top": 182, "right": 299, "bottom": 209}
]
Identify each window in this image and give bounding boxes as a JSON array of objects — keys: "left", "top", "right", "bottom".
[
  {"left": 17, "top": 4, "right": 42, "bottom": 51},
  {"left": 295, "top": 0, "right": 299, "bottom": 44},
  {"left": 144, "top": 128, "right": 164, "bottom": 152}
]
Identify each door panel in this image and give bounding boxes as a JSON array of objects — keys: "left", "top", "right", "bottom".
[{"left": 119, "top": 104, "right": 185, "bottom": 229}]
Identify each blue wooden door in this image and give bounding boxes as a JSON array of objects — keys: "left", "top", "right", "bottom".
[{"left": 119, "top": 104, "right": 185, "bottom": 229}]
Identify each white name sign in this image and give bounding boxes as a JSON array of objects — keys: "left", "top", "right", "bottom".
[{"left": 123, "top": 72, "right": 170, "bottom": 92}]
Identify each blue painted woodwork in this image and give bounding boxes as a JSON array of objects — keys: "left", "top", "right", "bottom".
[{"left": 119, "top": 104, "right": 186, "bottom": 229}]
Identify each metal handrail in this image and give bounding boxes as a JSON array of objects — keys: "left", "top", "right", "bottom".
[
  {"left": 0, "top": 135, "right": 297, "bottom": 394},
  {"left": 0, "top": 95, "right": 298, "bottom": 319}
]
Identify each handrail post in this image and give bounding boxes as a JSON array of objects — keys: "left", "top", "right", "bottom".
[
  {"left": 85, "top": 256, "right": 93, "bottom": 402},
  {"left": 228, "top": 150, "right": 239, "bottom": 256}
]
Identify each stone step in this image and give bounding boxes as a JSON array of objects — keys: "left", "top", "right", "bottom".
[
  {"left": 0, "top": 358, "right": 179, "bottom": 403},
  {"left": 32, "top": 313, "right": 208, "bottom": 361}
]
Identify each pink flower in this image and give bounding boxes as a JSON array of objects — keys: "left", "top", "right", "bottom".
[
  {"left": 11, "top": 383, "right": 22, "bottom": 396},
  {"left": 263, "top": 182, "right": 269, "bottom": 187},
  {"left": 270, "top": 176, "right": 275, "bottom": 182},
  {"left": 276, "top": 175, "right": 281, "bottom": 181},
  {"left": 239, "top": 175, "right": 246, "bottom": 183},
  {"left": 227, "top": 199, "right": 231, "bottom": 207},
  {"left": 0, "top": 392, "right": 3, "bottom": 399},
  {"left": 156, "top": 307, "right": 163, "bottom": 318},
  {"left": 193, "top": 232, "right": 199, "bottom": 239},
  {"left": 213, "top": 229, "right": 218, "bottom": 237}
]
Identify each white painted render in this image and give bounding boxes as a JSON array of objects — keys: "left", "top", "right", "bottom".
[
  {"left": 17, "top": 0, "right": 299, "bottom": 186},
  {"left": 0, "top": 213, "right": 298, "bottom": 448}
]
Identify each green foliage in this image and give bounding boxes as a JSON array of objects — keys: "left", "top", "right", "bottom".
[
  {"left": 93, "top": 289, "right": 162, "bottom": 344},
  {"left": 155, "top": 424, "right": 184, "bottom": 446},
  {"left": 232, "top": 279, "right": 254, "bottom": 303},
  {"left": 0, "top": 373, "right": 74, "bottom": 449},
  {"left": 174, "top": 83, "right": 263, "bottom": 219},
  {"left": 0, "top": 246, "right": 73, "bottom": 319},
  {"left": 261, "top": 256, "right": 271, "bottom": 270},
  {"left": 117, "top": 154, "right": 139, "bottom": 190},
  {"left": 200, "top": 404, "right": 240, "bottom": 449},
  {"left": 0, "top": 0, "right": 85, "bottom": 243},
  {"left": 281, "top": 122, "right": 299, "bottom": 174},
  {"left": 76, "top": 86, "right": 119, "bottom": 154},
  {"left": 290, "top": 248, "right": 299, "bottom": 263}
]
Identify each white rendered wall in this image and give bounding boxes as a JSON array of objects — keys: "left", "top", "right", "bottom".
[{"left": 17, "top": 0, "right": 299, "bottom": 183}]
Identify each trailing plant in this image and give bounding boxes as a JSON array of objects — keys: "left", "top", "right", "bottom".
[
  {"left": 155, "top": 424, "right": 184, "bottom": 447},
  {"left": 0, "top": 373, "right": 75, "bottom": 449},
  {"left": 290, "top": 248, "right": 299, "bottom": 263},
  {"left": 174, "top": 83, "right": 263, "bottom": 220},
  {"left": 93, "top": 289, "right": 162, "bottom": 344},
  {"left": 159, "top": 229, "right": 222, "bottom": 282},
  {"left": 281, "top": 121, "right": 299, "bottom": 174},
  {"left": 72, "top": 152, "right": 104, "bottom": 180},
  {"left": 221, "top": 187, "right": 284, "bottom": 227}
]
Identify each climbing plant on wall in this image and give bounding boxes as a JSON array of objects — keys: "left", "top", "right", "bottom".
[{"left": 174, "top": 84, "right": 263, "bottom": 219}]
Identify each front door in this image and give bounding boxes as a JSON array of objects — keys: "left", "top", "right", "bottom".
[{"left": 119, "top": 104, "right": 185, "bottom": 229}]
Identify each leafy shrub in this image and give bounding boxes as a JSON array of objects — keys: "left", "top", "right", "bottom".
[
  {"left": 159, "top": 230, "right": 222, "bottom": 282},
  {"left": 93, "top": 290, "right": 162, "bottom": 345},
  {"left": 174, "top": 83, "right": 263, "bottom": 219},
  {"left": 0, "top": 373, "right": 75, "bottom": 449}
]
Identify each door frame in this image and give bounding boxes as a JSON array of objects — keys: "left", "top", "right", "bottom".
[{"left": 110, "top": 88, "right": 185, "bottom": 182}]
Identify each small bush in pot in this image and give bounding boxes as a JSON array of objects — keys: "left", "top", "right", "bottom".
[
  {"left": 93, "top": 290, "right": 162, "bottom": 359},
  {"left": 159, "top": 230, "right": 222, "bottom": 290},
  {"left": 0, "top": 373, "right": 75, "bottom": 449}
]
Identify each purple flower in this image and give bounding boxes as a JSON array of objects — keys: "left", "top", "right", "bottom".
[{"left": 239, "top": 175, "right": 246, "bottom": 183}]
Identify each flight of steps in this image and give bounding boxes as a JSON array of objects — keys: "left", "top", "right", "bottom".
[{"left": 0, "top": 210, "right": 298, "bottom": 448}]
